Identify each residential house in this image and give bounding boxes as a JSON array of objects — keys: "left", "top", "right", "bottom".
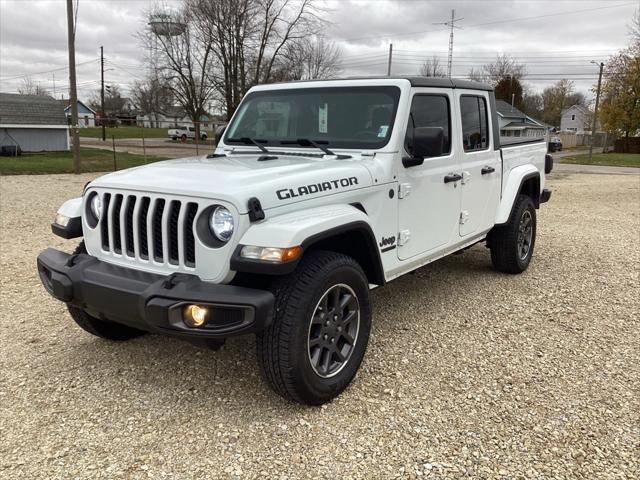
[
  {"left": 137, "top": 106, "right": 219, "bottom": 131},
  {"left": 560, "top": 105, "right": 600, "bottom": 134},
  {"left": 60, "top": 99, "right": 96, "bottom": 127},
  {"left": 0, "top": 92, "right": 69, "bottom": 152},
  {"left": 496, "top": 100, "right": 547, "bottom": 138}
]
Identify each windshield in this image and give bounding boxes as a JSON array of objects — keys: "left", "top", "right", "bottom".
[{"left": 223, "top": 86, "right": 401, "bottom": 150}]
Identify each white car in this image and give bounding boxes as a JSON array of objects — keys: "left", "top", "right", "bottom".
[
  {"left": 39, "top": 77, "right": 551, "bottom": 405},
  {"left": 168, "top": 125, "right": 207, "bottom": 141}
]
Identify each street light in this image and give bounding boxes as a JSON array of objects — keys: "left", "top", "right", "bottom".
[{"left": 589, "top": 60, "right": 604, "bottom": 161}]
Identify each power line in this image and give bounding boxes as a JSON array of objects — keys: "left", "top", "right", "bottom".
[
  {"left": 0, "top": 59, "right": 99, "bottom": 81},
  {"left": 340, "top": 2, "right": 635, "bottom": 42}
]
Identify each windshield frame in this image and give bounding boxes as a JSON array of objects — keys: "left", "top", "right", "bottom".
[{"left": 222, "top": 86, "right": 402, "bottom": 151}]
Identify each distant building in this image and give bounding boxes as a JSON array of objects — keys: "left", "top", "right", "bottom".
[
  {"left": 0, "top": 93, "right": 69, "bottom": 152},
  {"left": 137, "top": 106, "right": 220, "bottom": 131},
  {"left": 60, "top": 99, "right": 96, "bottom": 127},
  {"left": 560, "top": 105, "right": 600, "bottom": 134},
  {"left": 496, "top": 100, "right": 547, "bottom": 138}
]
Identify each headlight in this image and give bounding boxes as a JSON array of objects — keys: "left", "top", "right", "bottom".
[
  {"left": 90, "top": 194, "right": 102, "bottom": 220},
  {"left": 209, "top": 206, "right": 234, "bottom": 242}
]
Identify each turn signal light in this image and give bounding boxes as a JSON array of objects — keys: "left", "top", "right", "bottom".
[
  {"left": 240, "top": 245, "right": 302, "bottom": 263},
  {"left": 183, "top": 304, "right": 210, "bottom": 328}
]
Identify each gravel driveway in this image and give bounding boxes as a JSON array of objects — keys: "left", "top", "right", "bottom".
[{"left": 1, "top": 172, "right": 638, "bottom": 479}]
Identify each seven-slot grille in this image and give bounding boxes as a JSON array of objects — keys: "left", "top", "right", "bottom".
[{"left": 97, "top": 193, "right": 198, "bottom": 268}]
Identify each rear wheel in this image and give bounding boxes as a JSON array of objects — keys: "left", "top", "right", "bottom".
[
  {"left": 489, "top": 194, "right": 537, "bottom": 274},
  {"left": 66, "top": 242, "right": 146, "bottom": 341},
  {"left": 256, "top": 251, "right": 371, "bottom": 405}
]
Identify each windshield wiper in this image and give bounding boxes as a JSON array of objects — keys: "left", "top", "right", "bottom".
[
  {"left": 281, "top": 138, "right": 338, "bottom": 156},
  {"left": 227, "top": 137, "right": 270, "bottom": 153}
]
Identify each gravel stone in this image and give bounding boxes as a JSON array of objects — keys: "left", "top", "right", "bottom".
[{"left": 1, "top": 172, "right": 638, "bottom": 479}]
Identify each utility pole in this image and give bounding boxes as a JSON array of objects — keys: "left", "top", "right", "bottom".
[
  {"left": 387, "top": 43, "right": 393, "bottom": 76},
  {"left": 66, "top": 0, "right": 80, "bottom": 174},
  {"left": 101, "top": 46, "right": 106, "bottom": 141},
  {"left": 434, "top": 9, "right": 463, "bottom": 78},
  {"left": 589, "top": 61, "right": 604, "bottom": 162},
  {"left": 52, "top": 73, "right": 56, "bottom": 98}
]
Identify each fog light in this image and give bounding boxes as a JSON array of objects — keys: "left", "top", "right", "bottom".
[{"left": 183, "top": 304, "right": 210, "bottom": 328}]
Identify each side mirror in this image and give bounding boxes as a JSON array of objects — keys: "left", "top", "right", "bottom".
[
  {"left": 215, "top": 125, "right": 227, "bottom": 145},
  {"left": 402, "top": 126, "right": 445, "bottom": 168}
]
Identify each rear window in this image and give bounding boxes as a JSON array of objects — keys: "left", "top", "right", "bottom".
[{"left": 460, "top": 96, "right": 489, "bottom": 152}]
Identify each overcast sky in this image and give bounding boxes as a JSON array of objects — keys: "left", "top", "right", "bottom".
[{"left": 0, "top": 0, "right": 637, "bottom": 104}]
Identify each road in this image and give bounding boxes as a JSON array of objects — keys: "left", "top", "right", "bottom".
[{"left": 80, "top": 136, "right": 216, "bottom": 158}]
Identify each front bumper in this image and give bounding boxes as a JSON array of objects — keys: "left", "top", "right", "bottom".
[{"left": 36, "top": 248, "right": 274, "bottom": 339}]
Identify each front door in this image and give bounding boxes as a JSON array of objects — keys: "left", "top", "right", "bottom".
[
  {"left": 397, "top": 91, "right": 462, "bottom": 261},
  {"left": 456, "top": 92, "right": 501, "bottom": 237}
]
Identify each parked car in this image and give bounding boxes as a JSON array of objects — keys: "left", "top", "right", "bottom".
[
  {"left": 38, "top": 77, "right": 552, "bottom": 405},
  {"left": 548, "top": 136, "right": 562, "bottom": 152},
  {"left": 168, "top": 125, "right": 208, "bottom": 141}
]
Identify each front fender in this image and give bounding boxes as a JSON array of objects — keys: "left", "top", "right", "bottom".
[
  {"left": 58, "top": 197, "right": 83, "bottom": 218},
  {"left": 232, "top": 204, "right": 384, "bottom": 284},
  {"left": 52, "top": 197, "right": 83, "bottom": 239},
  {"left": 239, "top": 204, "right": 372, "bottom": 248},
  {"left": 495, "top": 165, "right": 540, "bottom": 225}
]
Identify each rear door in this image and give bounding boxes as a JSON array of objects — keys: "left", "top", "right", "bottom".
[
  {"left": 455, "top": 92, "right": 501, "bottom": 237},
  {"left": 397, "top": 90, "right": 461, "bottom": 260}
]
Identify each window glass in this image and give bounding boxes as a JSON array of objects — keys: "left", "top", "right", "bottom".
[
  {"left": 404, "top": 95, "right": 450, "bottom": 156},
  {"left": 224, "top": 87, "right": 401, "bottom": 150},
  {"left": 460, "top": 96, "right": 489, "bottom": 152}
]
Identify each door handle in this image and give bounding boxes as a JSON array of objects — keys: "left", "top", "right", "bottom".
[
  {"left": 481, "top": 166, "right": 495, "bottom": 175},
  {"left": 444, "top": 173, "right": 462, "bottom": 183}
]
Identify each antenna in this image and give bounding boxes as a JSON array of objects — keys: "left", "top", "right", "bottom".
[{"left": 433, "top": 9, "right": 463, "bottom": 77}]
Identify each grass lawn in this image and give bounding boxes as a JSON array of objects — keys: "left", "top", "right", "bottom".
[
  {"left": 0, "top": 148, "right": 169, "bottom": 175},
  {"left": 79, "top": 126, "right": 168, "bottom": 139},
  {"left": 559, "top": 153, "right": 640, "bottom": 168}
]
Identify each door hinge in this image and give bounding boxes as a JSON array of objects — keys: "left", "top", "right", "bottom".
[
  {"left": 461, "top": 171, "right": 471, "bottom": 185},
  {"left": 398, "top": 183, "right": 412, "bottom": 199},
  {"left": 398, "top": 230, "right": 411, "bottom": 246},
  {"left": 459, "top": 211, "right": 469, "bottom": 225}
]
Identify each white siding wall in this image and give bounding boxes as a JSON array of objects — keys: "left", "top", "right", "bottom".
[{"left": 0, "top": 127, "right": 69, "bottom": 152}]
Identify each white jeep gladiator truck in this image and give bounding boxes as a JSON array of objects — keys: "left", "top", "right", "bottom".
[{"left": 38, "top": 77, "right": 552, "bottom": 405}]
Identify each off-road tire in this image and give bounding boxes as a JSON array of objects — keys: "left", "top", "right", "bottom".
[
  {"left": 256, "top": 250, "right": 372, "bottom": 405},
  {"left": 489, "top": 194, "right": 537, "bottom": 274},
  {"left": 66, "top": 242, "right": 146, "bottom": 341}
]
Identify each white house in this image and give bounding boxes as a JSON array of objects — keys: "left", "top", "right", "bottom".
[
  {"left": 61, "top": 99, "right": 96, "bottom": 127},
  {"left": 496, "top": 100, "right": 547, "bottom": 138},
  {"left": 560, "top": 105, "right": 598, "bottom": 134},
  {"left": 0, "top": 93, "right": 69, "bottom": 152},
  {"left": 137, "top": 106, "right": 218, "bottom": 131}
]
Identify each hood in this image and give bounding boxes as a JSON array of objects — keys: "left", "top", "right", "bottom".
[{"left": 90, "top": 153, "right": 373, "bottom": 213}]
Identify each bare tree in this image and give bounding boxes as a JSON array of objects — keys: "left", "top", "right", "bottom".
[
  {"left": 418, "top": 56, "right": 445, "bottom": 77},
  {"left": 467, "top": 54, "right": 526, "bottom": 86},
  {"left": 130, "top": 77, "right": 174, "bottom": 127},
  {"left": 187, "top": 0, "right": 324, "bottom": 119},
  {"left": 274, "top": 36, "right": 342, "bottom": 81},
  {"left": 17, "top": 77, "right": 51, "bottom": 96},
  {"left": 541, "top": 79, "right": 576, "bottom": 127},
  {"left": 630, "top": 8, "right": 640, "bottom": 44},
  {"left": 142, "top": 5, "right": 217, "bottom": 137},
  {"left": 89, "top": 83, "right": 127, "bottom": 121}
]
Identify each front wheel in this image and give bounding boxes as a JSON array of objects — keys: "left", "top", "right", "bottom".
[
  {"left": 489, "top": 194, "right": 537, "bottom": 274},
  {"left": 256, "top": 251, "right": 371, "bottom": 405}
]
